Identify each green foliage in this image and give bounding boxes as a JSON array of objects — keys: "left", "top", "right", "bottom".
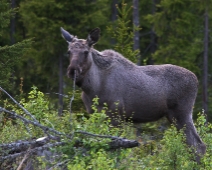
[
  {"left": 1, "top": 87, "right": 212, "bottom": 169},
  {"left": 145, "top": 0, "right": 202, "bottom": 74},
  {"left": 143, "top": 127, "right": 198, "bottom": 169},
  {"left": 0, "top": 0, "right": 15, "bottom": 33},
  {"left": 0, "top": 0, "right": 32, "bottom": 91},
  {"left": 107, "top": 0, "right": 140, "bottom": 63},
  {"left": 196, "top": 113, "right": 212, "bottom": 169},
  {"left": 68, "top": 89, "right": 87, "bottom": 113},
  {"left": 61, "top": 113, "right": 212, "bottom": 170},
  {"left": 0, "top": 40, "right": 32, "bottom": 91},
  {"left": 139, "top": 114, "right": 212, "bottom": 170},
  {"left": 0, "top": 120, "right": 29, "bottom": 143},
  {"left": 20, "top": 86, "right": 51, "bottom": 121},
  {"left": 0, "top": 87, "right": 70, "bottom": 143}
]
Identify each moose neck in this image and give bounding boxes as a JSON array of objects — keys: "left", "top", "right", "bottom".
[{"left": 80, "top": 51, "right": 102, "bottom": 95}]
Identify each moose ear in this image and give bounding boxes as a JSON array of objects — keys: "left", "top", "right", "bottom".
[
  {"left": 87, "top": 28, "right": 100, "bottom": 47},
  {"left": 60, "top": 27, "right": 73, "bottom": 43}
]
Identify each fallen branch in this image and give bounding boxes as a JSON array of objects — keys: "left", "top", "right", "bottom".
[
  {"left": 0, "top": 107, "right": 71, "bottom": 138},
  {"left": 0, "top": 86, "right": 38, "bottom": 122},
  {"left": 0, "top": 141, "right": 65, "bottom": 163},
  {"left": 16, "top": 149, "right": 31, "bottom": 170},
  {"left": 75, "top": 130, "right": 120, "bottom": 139},
  {"left": 76, "top": 130, "right": 140, "bottom": 149},
  {"left": 109, "top": 138, "right": 140, "bottom": 149},
  {"left": 0, "top": 137, "right": 50, "bottom": 156},
  {"left": 0, "top": 130, "right": 140, "bottom": 164},
  {"left": 47, "top": 159, "right": 70, "bottom": 170}
]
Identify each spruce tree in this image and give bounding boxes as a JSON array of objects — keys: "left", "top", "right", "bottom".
[
  {"left": 146, "top": 0, "right": 202, "bottom": 73},
  {"left": 107, "top": 0, "right": 140, "bottom": 63},
  {"left": 0, "top": 0, "right": 32, "bottom": 91}
]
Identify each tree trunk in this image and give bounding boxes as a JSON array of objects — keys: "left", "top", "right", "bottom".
[
  {"left": 133, "top": 0, "right": 142, "bottom": 65},
  {"left": 111, "top": 0, "right": 118, "bottom": 45},
  {"left": 10, "top": 0, "right": 16, "bottom": 95},
  {"left": 111, "top": 0, "right": 118, "bottom": 22},
  {"left": 10, "top": 0, "right": 15, "bottom": 45},
  {"left": 203, "top": 9, "right": 209, "bottom": 121},
  {"left": 148, "top": 0, "right": 156, "bottom": 65},
  {"left": 133, "top": 0, "right": 140, "bottom": 65},
  {"left": 58, "top": 54, "right": 64, "bottom": 116}
]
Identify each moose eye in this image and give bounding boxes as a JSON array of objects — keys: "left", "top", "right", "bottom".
[
  {"left": 67, "top": 50, "right": 73, "bottom": 55},
  {"left": 84, "top": 51, "right": 89, "bottom": 56}
]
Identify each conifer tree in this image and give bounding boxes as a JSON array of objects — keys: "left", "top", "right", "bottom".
[
  {"left": 146, "top": 0, "right": 202, "bottom": 74},
  {"left": 0, "top": 0, "right": 32, "bottom": 91},
  {"left": 107, "top": 0, "right": 140, "bottom": 63}
]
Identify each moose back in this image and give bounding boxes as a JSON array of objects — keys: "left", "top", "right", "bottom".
[{"left": 61, "top": 27, "right": 206, "bottom": 160}]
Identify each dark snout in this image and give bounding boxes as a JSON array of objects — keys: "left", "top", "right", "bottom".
[
  {"left": 67, "top": 58, "right": 78, "bottom": 78},
  {"left": 67, "top": 67, "right": 72, "bottom": 78},
  {"left": 67, "top": 64, "right": 81, "bottom": 81},
  {"left": 67, "top": 66, "right": 76, "bottom": 79}
]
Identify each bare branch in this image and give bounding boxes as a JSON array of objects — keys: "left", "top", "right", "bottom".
[
  {"left": 45, "top": 92, "right": 69, "bottom": 98},
  {"left": 69, "top": 70, "right": 76, "bottom": 114},
  {"left": 75, "top": 130, "right": 140, "bottom": 149},
  {"left": 16, "top": 149, "right": 31, "bottom": 170},
  {"left": 75, "top": 130, "right": 121, "bottom": 139},
  {"left": 0, "top": 141, "right": 65, "bottom": 163},
  {"left": 47, "top": 159, "right": 70, "bottom": 170},
  {"left": 0, "top": 86, "right": 38, "bottom": 122},
  {"left": 69, "top": 71, "right": 76, "bottom": 131},
  {"left": 109, "top": 138, "right": 140, "bottom": 149},
  {"left": 0, "top": 137, "right": 50, "bottom": 155},
  {"left": 0, "top": 107, "right": 70, "bottom": 137}
]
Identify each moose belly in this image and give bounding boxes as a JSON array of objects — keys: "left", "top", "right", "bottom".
[
  {"left": 123, "top": 102, "right": 167, "bottom": 123},
  {"left": 82, "top": 84, "right": 168, "bottom": 123},
  {"left": 121, "top": 92, "right": 168, "bottom": 123},
  {"left": 101, "top": 94, "right": 168, "bottom": 124},
  {"left": 130, "top": 109, "right": 166, "bottom": 123}
]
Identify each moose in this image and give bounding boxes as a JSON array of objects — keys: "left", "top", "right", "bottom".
[{"left": 61, "top": 27, "right": 206, "bottom": 161}]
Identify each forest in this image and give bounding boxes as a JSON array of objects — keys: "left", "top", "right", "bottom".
[{"left": 0, "top": 0, "right": 212, "bottom": 169}]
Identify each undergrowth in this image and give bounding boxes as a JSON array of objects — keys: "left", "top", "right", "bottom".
[{"left": 1, "top": 87, "right": 212, "bottom": 169}]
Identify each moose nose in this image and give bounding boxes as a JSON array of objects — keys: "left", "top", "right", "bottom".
[
  {"left": 70, "top": 68, "right": 76, "bottom": 77},
  {"left": 67, "top": 67, "right": 76, "bottom": 78}
]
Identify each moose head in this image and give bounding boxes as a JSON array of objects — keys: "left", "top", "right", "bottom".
[{"left": 61, "top": 27, "right": 100, "bottom": 85}]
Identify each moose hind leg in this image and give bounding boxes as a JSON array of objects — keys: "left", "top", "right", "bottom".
[
  {"left": 182, "top": 120, "right": 206, "bottom": 153},
  {"left": 167, "top": 110, "right": 206, "bottom": 162}
]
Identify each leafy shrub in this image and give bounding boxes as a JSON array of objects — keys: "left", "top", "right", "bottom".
[{"left": 1, "top": 87, "right": 212, "bottom": 169}]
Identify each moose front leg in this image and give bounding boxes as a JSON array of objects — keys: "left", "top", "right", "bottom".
[{"left": 81, "top": 92, "right": 93, "bottom": 114}]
